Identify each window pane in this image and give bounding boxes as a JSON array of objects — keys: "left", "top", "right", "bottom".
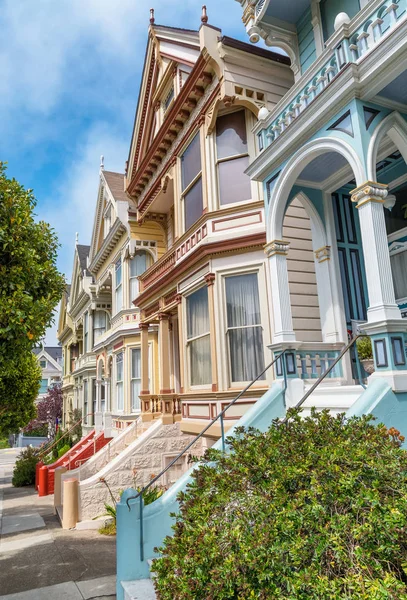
[
  {"left": 116, "top": 353, "right": 123, "bottom": 381},
  {"left": 130, "top": 251, "right": 151, "bottom": 277},
  {"left": 184, "top": 177, "right": 203, "bottom": 231},
  {"left": 226, "top": 273, "right": 261, "bottom": 327},
  {"left": 228, "top": 327, "right": 265, "bottom": 382},
  {"left": 117, "top": 382, "right": 124, "bottom": 411},
  {"left": 130, "top": 277, "right": 139, "bottom": 301},
  {"left": 116, "top": 285, "right": 122, "bottom": 312},
  {"left": 40, "top": 379, "right": 48, "bottom": 393},
  {"left": 131, "top": 380, "right": 141, "bottom": 411},
  {"left": 218, "top": 155, "right": 251, "bottom": 206},
  {"left": 216, "top": 111, "right": 247, "bottom": 159},
  {"left": 131, "top": 349, "right": 141, "bottom": 378},
  {"left": 187, "top": 287, "right": 209, "bottom": 339},
  {"left": 391, "top": 250, "right": 407, "bottom": 300},
  {"left": 181, "top": 133, "right": 201, "bottom": 190},
  {"left": 190, "top": 335, "right": 211, "bottom": 386},
  {"left": 115, "top": 260, "right": 122, "bottom": 286}
]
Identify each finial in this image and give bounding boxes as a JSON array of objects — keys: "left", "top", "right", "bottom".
[
  {"left": 100, "top": 154, "right": 104, "bottom": 170},
  {"left": 75, "top": 232, "right": 79, "bottom": 245},
  {"left": 150, "top": 8, "right": 155, "bottom": 25},
  {"left": 201, "top": 5, "right": 208, "bottom": 24}
]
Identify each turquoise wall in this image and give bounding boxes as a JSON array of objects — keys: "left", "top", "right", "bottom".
[
  {"left": 320, "top": 0, "right": 361, "bottom": 40},
  {"left": 116, "top": 384, "right": 286, "bottom": 599},
  {"left": 297, "top": 8, "right": 317, "bottom": 74}
]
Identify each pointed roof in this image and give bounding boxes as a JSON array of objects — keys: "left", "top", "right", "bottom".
[
  {"left": 76, "top": 244, "right": 91, "bottom": 276},
  {"left": 103, "top": 171, "right": 127, "bottom": 203}
]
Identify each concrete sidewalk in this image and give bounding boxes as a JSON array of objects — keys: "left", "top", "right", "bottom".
[{"left": 0, "top": 449, "right": 116, "bottom": 599}]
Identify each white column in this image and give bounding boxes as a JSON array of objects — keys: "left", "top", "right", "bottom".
[
  {"left": 351, "top": 182, "right": 401, "bottom": 323},
  {"left": 314, "top": 246, "right": 340, "bottom": 342},
  {"left": 95, "top": 378, "right": 103, "bottom": 433},
  {"left": 265, "top": 240, "right": 296, "bottom": 343}
]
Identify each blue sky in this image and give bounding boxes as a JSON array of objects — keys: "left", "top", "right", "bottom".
[{"left": 0, "top": 0, "right": 251, "bottom": 344}]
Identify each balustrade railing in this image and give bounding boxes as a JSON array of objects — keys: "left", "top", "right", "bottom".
[{"left": 258, "top": 0, "right": 407, "bottom": 151}]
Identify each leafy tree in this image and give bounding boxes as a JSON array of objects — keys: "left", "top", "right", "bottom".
[
  {"left": 0, "top": 162, "right": 65, "bottom": 432},
  {"left": 36, "top": 383, "right": 63, "bottom": 438},
  {"left": 0, "top": 162, "right": 65, "bottom": 358},
  {"left": 154, "top": 410, "right": 407, "bottom": 599},
  {"left": 0, "top": 352, "right": 40, "bottom": 435}
]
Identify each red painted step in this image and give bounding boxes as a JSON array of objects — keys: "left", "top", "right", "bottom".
[{"left": 38, "top": 430, "right": 112, "bottom": 496}]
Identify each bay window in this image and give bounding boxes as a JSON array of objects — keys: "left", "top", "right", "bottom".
[
  {"left": 131, "top": 348, "right": 141, "bottom": 412},
  {"left": 225, "top": 273, "right": 265, "bottom": 383},
  {"left": 116, "top": 352, "right": 124, "bottom": 411},
  {"left": 129, "top": 251, "right": 152, "bottom": 303},
  {"left": 84, "top": 312, "right": 89, "bottom": 352},
  {"left": 181, "top": 133, "right": 203, "bottom": 231},
  {"left": 216, "top": 111, "right": 251, "bottom": 206},
  {"left": 115, "top": 258, "right": 123, "bottom": 313},
  {"left": 93, "top": 310, "right": 109, "bottom": 343},
  {"left": 186, "top": 287, "right": 211, "bottom": 386}
]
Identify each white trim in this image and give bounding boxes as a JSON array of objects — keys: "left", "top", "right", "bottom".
[{"left": 367, "top": 111, "right": 407, "bottom": 181}]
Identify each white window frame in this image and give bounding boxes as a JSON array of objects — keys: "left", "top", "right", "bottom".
[
  {"left": 216, "top": 263, "right": 271, "bottom": 390},
  {"left": 93, "top": 310, "right": 109, "bottom": 343},
  {"left": 83, "top": 379, "right": 89, "bottom": 424},
  {"left": 129, "top": 251, "right": 153, "bottom": 305},
  {"left": 103, "top": 204, "right": 112, "bottom": 238},
  {"left": 215, "top": 108, "right": 253, "bottom": 210},
  {"left": 115, "top": 352, "right": 124, "bottom": 412},
  {"left": 184, "top": 284, "right": 212, "bottom": 390},
  {"left": 115, "top": 258, "right": 123, "bottom": 315},
  {"left": 180, "top": 132, "right": 203, "bottom": 234},
  {"left": 130, "top": 347, "right": 142, "bottom": 413},
  {"left": 83, "top": 311, "right": 89, "bottom": 353}
]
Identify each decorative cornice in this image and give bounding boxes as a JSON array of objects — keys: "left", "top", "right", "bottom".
[
  {"left": 350, "top": 181, "right": 388, "bottom": 208},
  {"left": 264, "top": 239, "right": 290, "bottom": 257},
  {"left": 315, "top": 245, "right": 331, "bottom": 263}
]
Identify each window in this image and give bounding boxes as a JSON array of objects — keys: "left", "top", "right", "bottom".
[
  {"left": 216, "top": 111, "right": 251, "bottom": 206},
  {"left": 181, "top": 133, "right": 203, "bottom": 231},
  {"left": 40, "top": 379, "right": 48, "bottom": 394},
  {"left": 116, "top": 352, "right": 124, "bottom": 411},
  {"left": 129, "top": 251, "right": 152, "bottom": 303},
  {"left": 163, "top": 86, "right": 174, "bottom": 114},
  {"left": 91, "top": 379, "right": 97, "bottom": 425},
  {"left": 186, "top": 287, "right": 211, "bottom": 386},
  {"left": 225, "top": 273, "right": 265, "bottom": 383},
  {"left": 115, "top": 259, "right": 123, "bottom": 313},
  {"left": 84, "top": 312, "right": 89, "bottom": 352},
  {"left": 83, "top": 380, "right": 88, "bottom": 423},
  {"left": 40, "top": 359, "right": 47, "bottom": 369},
  {"left": 390, "top": 250, "right": 407, "bottom": 300},
  {"left": 93, "top": 310, "right": 108, "bottom": 342},
  {"left": 131, "top": 348, "right": 141, "bottom": 412},
  {"left": 104, "top": 205, "right": 112, "bottom": 238}
]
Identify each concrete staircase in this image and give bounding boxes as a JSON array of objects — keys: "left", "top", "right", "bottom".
[
  {"left": 299, "top": 383, "right": 364, "bottom": 416},
  {"left": 122, "top": 579, "right": 156, "bottom": 600}
]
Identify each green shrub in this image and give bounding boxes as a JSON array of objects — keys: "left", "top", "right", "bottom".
[
  {"left": 153, "top": 410, "right": 407, "bottom": 599},
  {"left": 12, "top": 446, "right": 39, "bottom": 487},
  {"left": 357, "top": 335, "right": 373, "bottom": 360},
  {"left": 57, "top": 444, "right": 70, "bottom": 458}
]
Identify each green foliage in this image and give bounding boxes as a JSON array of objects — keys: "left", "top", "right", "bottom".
[
  {"left": 0, "top": 162, "right": 65, "bottom": 358},
  {"left": 12, "top": 446, "right": 39, "bottom": 487},
  {"left": 0, "top": 352, "right": 40, "bottom": 435},
  {"left": 57, "top": 443, "right": 70, "bottom": 458},
  {"left": 357, "top": 335, "right": 373, "bottom": 360},
  {"left": 98, "top": 521, "right": 116, "bottom": 536},
  {"left": 23, "top": 423, "right": 48, "bottom": 437},
  {"left": 138, "top": 486, "right": 165, "bottom": 506},
  {"left": 0, "top": 436, "right": 9, "bottom": 449},
  {"left": 0, "top": 162, "right": 65, "bottom": 433},
  {"left": 154, "top": 410, "right": 407, "bottom": 600},
  {"left": 68, "top": 408, "right": 82, "bottom": 442}
]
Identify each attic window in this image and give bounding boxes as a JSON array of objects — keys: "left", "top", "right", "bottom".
[
  {"left": 163, "top": 86, "right": 174, "bottom": 114},
  {"left": 104, "top": 205, "right": 112, "bottom": 239}
]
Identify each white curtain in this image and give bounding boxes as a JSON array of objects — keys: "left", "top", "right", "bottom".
[
  {"left": 129, "top": 252, "right": 151, "bottom": 303},
  {"left": 391, "top": 250, "right": 407, "bottom": 300},
  {"left": 225, "top": 273, "right": 265, "bottom": 382},
  {"left": 115, "top": 260, "right": 123, "bottom": 313},
  {"left": 131, "top": 348, "right": 141, "bottom": 411},
  {"left": 187, "top": 287, "right": 211, "bottom": 386},
  {"left": 94, "top": 310, "right": 107, "bottom": 342},
  {"left": 116, "top": 353, "right": 124, "bottom": 411}
]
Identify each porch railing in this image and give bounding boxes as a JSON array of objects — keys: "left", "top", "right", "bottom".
[{"left": 257, "top": 0, "right": 407, "bottom": 151}]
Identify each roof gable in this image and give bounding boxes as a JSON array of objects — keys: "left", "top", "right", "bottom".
[{"left": 126, "top": 25, "right": 200, "bottom": 185}]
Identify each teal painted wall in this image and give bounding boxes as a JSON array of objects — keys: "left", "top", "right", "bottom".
[
  {"left": 116, "top": 384, "right": 286, "bottom": 598},
  {"left": 297, "top": 8, "right": 317, "bottom": 74},
  {"left": 320, "top": 0, "right": 361, "bottom": 40}
]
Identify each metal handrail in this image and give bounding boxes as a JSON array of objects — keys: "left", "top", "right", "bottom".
[
  {"left": 38, "top": 412, "right": 94, "bottom": 459},
  {"left": 126, "top": 352, "right": 285, "bottom": 516},
  {"left": 280, "top": 335, "right": 362, "bottom": 424}
]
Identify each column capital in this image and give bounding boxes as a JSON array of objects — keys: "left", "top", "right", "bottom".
[
  {"left": 350, "top": 181, "right": 388, "bottom": 208},
  {"left": 204, "top": 272, "right": 216, "bottom": 287},
  {"left": 139, "top": 322, "right": 149, "bottom": 331},
  {"left": 158, "top": 311, "right": 170, "bottom": 322},
  {"left": 175, "top": 294, "right": 183, "bottom": 305},
  {"left": 315, "top": 245, "right": 331, "bottom": 263},
  {"left": 264, "top": 239, "right": 290, "bottom": 257}
]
